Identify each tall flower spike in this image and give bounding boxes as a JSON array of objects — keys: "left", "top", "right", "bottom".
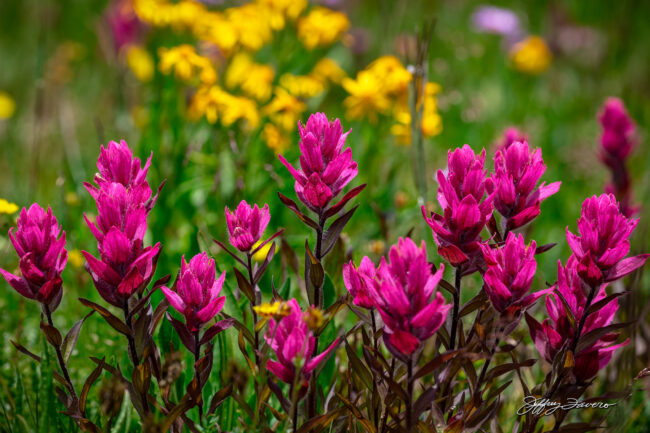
[
  {"left": 161, "top": 252, "right": 226, "bottom": 332},
  {"left": 526, "top": 258, "right": 629, "bottom": 382},
  {"left": 370, "top": 238, "right": 452, "bottom": 358},
  {"left": 422, "top": 145, "right": 493, "bottom": 272},
  {"left": 488, "top": 141, "right": 561, "bottom": 231},
  {"left": 566, "top": 194, "right": 648, "bottom": 286},
  {"left": 225, "top": 200, "right": 271, "bottom": 252},
  {"left": 1, "top": 204, "right": 67, "bottom": 310},
  {"left": 279, "top": 112, "right": 358, "bottom": 212},
  {"left": 265, "top": 299, "right": 340, "bottom": 386},
  {"left": 480, "top": 233, "right": 549, "bottom": 316},
  {"left": 342, "top": 256, "right": 377, "bottom": 309}
]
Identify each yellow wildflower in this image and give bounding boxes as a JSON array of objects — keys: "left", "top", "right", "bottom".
[
  {"left": 192, "top": 11, "right": 238, "bottom": 55},
  {"left": 158, "top": 45, "right": 217, "bottom": 84},
  {"left": 0, "top": 91, "right": 16, "bottom": 119},
  {"left": 126, "top": 45, "right": 154, "bottom": 82},
  {"left": 189, "top": 86, "right": 260, "bottom": 129},
  {"left": 254, "top": 301, "right": 291, "bottom": 319},
  {"left": 297, "top": 7, "right": 349, "bottom": 50},
  {"left": 68, "top": 249, "right": 85, "bottom": 268},
  {"left": 255, "top": 0, "right": 307, "bottom": 30},
  {"left": 64, "top": 192, "right": 80, "bottom": 206},
  {"left": 0, "top": 198, "right": 18, "bottom": 214},
  {"left": 131, "top": 105, "right": 150, "bottom": 129},
  {"left": 226, "top": 3, "right": 273, "bottom": 52},
  {"left": 134, "top": 0, "right": 204, "bottom": 29},
  {"left": 368, "top": 240, "right": 386, "bottom": 255},
  {"left": 303, "top": 307, "right": 324, "bottom": 332},
  {"left": 390, "top": 82, "right": 443, "bottom": 144},
  {"left": 310, "top": 58, "right": 346, "bottom": 85},
  {"left": 509, "top": 36, "right": 552, "bottom": 75},
  {"left": 366, "top": 55, "right": 412, "bottom": 95},
  {"left": 251, "top": 239, "right": 277, "bottom": 261},
  {"left": 262, "top": 124, "right": 290, "bottom": 154},
  {"left": 225, "top": 53, "right": 274, "bottom": 101},
  {"left": 262, "top": 88, "right": 307, "bottom": 131},
  {"left": 342, "top": 71, "right": 391, "bottom": 122},
  {"left": 279, "top": 73, "right": 325, "bottom": 99}
]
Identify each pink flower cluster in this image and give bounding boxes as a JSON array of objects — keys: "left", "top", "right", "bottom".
[
  {"left": 82, "top": 140, "right": 161, "bottom": 307},
  {"left": 344, "top": 238, "right": 451, "bottom": 358},
  {"left": 225, "top": 200, "right": 270, "bottom": 252}
]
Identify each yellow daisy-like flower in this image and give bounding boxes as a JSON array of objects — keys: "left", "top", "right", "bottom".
[
  {"left": 0, "top": 198, "right": 19, "bottom": 214},
  {"left": 509, "top": 36, "right": 552, "bottom": 75},
  {"left": 0, "top": 91, "right": 16, "bottom": 119},
  {"left": 390, "top": 82, "right": 443, "bottom": 145},
  {"left": 310, "top": 58, "right": 346, "bottom": 85},
  {"left": 342, "top": 70, "right": 391, "bottom": 122},
  {"left": 262, "top": 88, "right": 307, "bottom": 132},
  {"left": 68, "top": 249, "right": 85, "bottom": 268},
  {"left": 251, "top": 239, "right": 277, "bottom": 261},
  {"left": 297, "top": 7, "right": 349, "bottom": 50},
  {"left": 226, "top": 3, "right": 273, "bottom": 52},
  {"left": 254, "top": 301, "right": 291, "bottom": 319},
  {"left": 303, "top": 307, "right": 324, "bottom": 332},
  {"left": 367, "top": 55, "right": 412, "bottom": 95},
  {"left": 279, "top": 73, "right": 325, "bottom": 99},
  {"left": 225, "top": 53, "right": 275, "bottom": 101},
  {"left": 192, "top": 11, "right": 238, "bottom": 55},
  {"left": 134, "top": 0, "right": 204, "bottom": 29},
  {"left": 189, "top": 85, "right": 260, "bottom": 129},
  {"left": 262, "top": 123, "right": 290, "bottom": 154},
  {"left": 255, "top": 0, "right": 307, "bottom": 30},
  {"left": 158, "top": 45, "right": 217, "bottom": 84},
  {"left": 126, "top": 45, "right": 154, "bottom": 82}
]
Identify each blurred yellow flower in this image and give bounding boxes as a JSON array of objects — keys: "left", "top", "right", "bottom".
[
  {"left": 279, "top": 73, "right": 325, "bottom": 99},
  {"left": 256, "top": 0, "right": 307, "bottom": 30},
  {"left": 225, "top": 53, "right": 274, "bottom": 101},
  {"left": 342, "top": 71, "right": 391, "bottom": 121},
  {"left": 367, "top": 55, "right": 412, "bottom": 95},
  {"left": 310, "top": 58, "right": 346, "bottom": 85},
  {"left": 189, "top": 85, "right": 260, "bottom": 129},
  {"left": 126, "top": 45, "right": 154, "bottom": 82},
  {"left": 158, "top": 45, "right": 217, "bottom": 84},
  {"left": 251, "top": 239, "right": 276, "bottom": 261},
  {"left": 0, "top": 91, "right": 16, "bottom": 119},
  {"left": 134, "top": 0, "right": 204, "bottom": 29},
  {"left": 262, "top": 123, "right": 290, "bottom": 154},
  {"left": 0, "top": 198, "right": 18, "bottom": 214},
  {"left": 254, "top": 301, "right": 291, "bottom": 319},
  {"left": 510, "top": 36, "right": 552, "bottom": 75},
  {"left": 64, "top": 192, "right": 80, "bottom": 206},
  {"left": 192, "top": 11, "right": 238, "bottom": 54},
  {"left": 262, "top": 88, "right": 306, "bottom": 131},
  {"left": 303, "top": 307, "right": 324, "bottom": 332},
  {"left": 68, "top": 249, "right": 85, "bottom": 268},
  {"left": 226, "top": 3, "right": 274, "bottom": 52},
  {"left": 131, "top": 105, "right": 150, "bottom": 129},
  {"left": 391, "top": 82, "right": 443, "bottom": 144},
  {"left": 297, "top": 7, "right": 349, "bottom": 50}
]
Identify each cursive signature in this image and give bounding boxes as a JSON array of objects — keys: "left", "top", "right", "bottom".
[{"left": 516, "top": 396, "right": 617, "bottom": 416}]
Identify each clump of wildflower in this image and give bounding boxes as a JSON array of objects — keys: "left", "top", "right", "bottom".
[
  {"left": 257, "top": 0, "right": 307, "bottom": 30},
  {"left": 225, "top": 53, "right": 275, "bottom": 101},
  {"left": 471, "top": 6, "right": 522, "bottom": 44},
  {"left": 279, "top": 73, "right": 326, "bottom": 99},
  {"left": 342, "top": 70, "right": 392, "bottom": 121},
  {"left": 297, "top": 7, "right": 349, "bottom": 49},
  {"left": 391, "top": 82, "right": 443, "bottom": 144},
  {"left": 126, "top": 45, "right": 154, "bottom": 82},
  {"left": 189, "top": 85, "right": 260, "bottom": 129},
  {"left": 310, "top": 58, "right": 346, "bottom": 85},
  {"left": 0, "top": 198, "right": 19, "bottom": 214},
  {"left": 262, "top": 88, "right": 307, "bottom": 131},
  {"left": 224, "top": 200, "right": 271, "bottom": 253},
  {"left": 509, "top": 36, "right": 552, "bottom": 74},
  {"left": 262, "top": 123, "right": 290, "bottom": 154},
  {"left": 158, "top": 45, "right": 217, "bottom": 84}
]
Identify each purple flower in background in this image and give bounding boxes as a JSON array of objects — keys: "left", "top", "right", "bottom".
[
  {"left": 343, "top": 256, "right": 377, "bottom": 309},
  {"left": 371, "top": 238, "right": 451, "bottom": 358},
  {"left": 497, "top": 126, "right": 527, "bottom": 150},
  {"left": 225, "top": 200, "right": 271, "bottom": 252},
  {"left": 526, "top": 258, "right": 629, "bottom": 382},
  {"left": 279, "top": 113, "right": 358, "bottom": 212},
  {"left": 488, "top": 141, "right": 561, "bottom": 231},
  {"left": 472, "top": 6, "right": 522, "bottom": 44},
  {"left": 480, "top": 233, "right": 548, "bottom": 315},
  {"left": 265, "top": 299, "right": 340, "bottom": 385},
  {"left": 105, "top": 0, "right": 141, "bottom": 53},
  {"left": 566, "top": 194, "right": 648, "bottom": 285},
  {"left": 161, "top": 252, "right": 226, "bottom": 332},
  {"left": 422, "top": 145, "right": 494, "bottom": 271},
  {"left": 0, "top": 204, "right": 67, "bottom": 309}
]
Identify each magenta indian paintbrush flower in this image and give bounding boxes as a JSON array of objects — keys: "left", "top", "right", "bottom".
[
  {"left": 342, "top": 256, "right": 377, "bottom": 309},
  {"left": 422, "top": 145, "right": 493, "bottom": 271},
  {"left": 225, "top": 200, "right": 271, "bottom": 252},
  {"left": 497, "top": 127, "right": 527, "bottom": 150},
  {"left": 161, "top": 252, "right": 226, "bottom": 332},
  {"left": 0, "top": 204, "right": 67, "bottom": 310},
  {"left": 480, "top": 233, "right": 549, "bottom": 316},
  {"left": 598, "top": 98, "right": 638, "bottom": 217},
  {"left": 83, "top": 140, "right": 161, "bottom": 307},
  {"left": 279, "top": 113, "right": 358, "bottom": 212},
  {"left": 265, "top": 298, "right": 340, "bottom": 386},
  {"left": 526, "top": 258, "right": 629, "bottom": 382},
  {"left": 566, "top": 193, "right": 648, "bottom": 286},
  {"left": 370, "top": 238, "right": 452, "bottom": 358},
  {"left": 488, "top": 141, "right": 561, "bottom": 231}
]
